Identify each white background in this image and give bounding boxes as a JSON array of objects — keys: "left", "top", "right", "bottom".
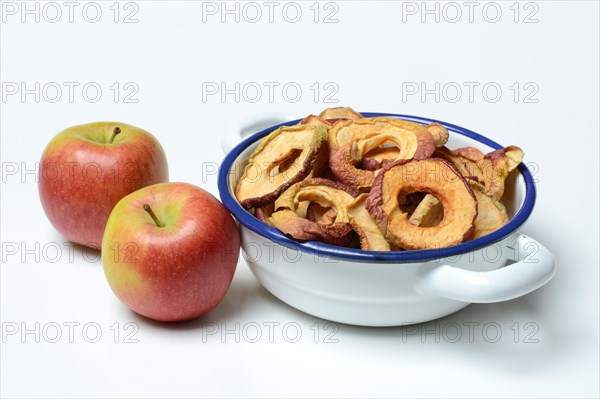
[{"left": 1, "top": 1, "right": 599, "bottom": 398}]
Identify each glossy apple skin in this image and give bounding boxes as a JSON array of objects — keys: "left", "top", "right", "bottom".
[
  {"left": 102, "top": 182, "right": 240, "bottom": 322},
  {"left": 39, "top": 122, "right": 168, "bottom": 249}
]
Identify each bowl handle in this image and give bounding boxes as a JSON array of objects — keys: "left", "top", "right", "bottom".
[
  {"left": 415, "top": 233, "right": 556, "bottom": 303},
  {"left": 221, "top": 112, "right": 301, "bottom": 154}
]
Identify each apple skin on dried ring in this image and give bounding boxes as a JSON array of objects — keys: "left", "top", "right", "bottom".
[
  {"left": 328, "top": 118, "right": 438, "bottom": 191},
  {"left": 301, "top": 107, "right": 364, "bottom": 128},
  {"left": 366, "top": 158, "right": 478, "bottom": 250},
  {"left": 347, "top": 194, "right": 391, "bottom": 251},
  {"left": 359, "top": 122, "right": 448, "bottom": 171},
  {"left": 269, "top": 178, "right": 360, "bottom": 246},
  {"left": 467, "top": 179, "right": 509, "bottom": 239},
  {"left": 318, "top": 106, "right": 363, "bottom": 121},
  {"left": 435, "top": 145, "right": 524, "bottom": 200},
  {"left": 235, "top": 125, "right": 328, "bottom": 209}
]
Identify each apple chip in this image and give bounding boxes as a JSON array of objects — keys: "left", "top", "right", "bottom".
[
  {"left": 235, "top": 125, "right": 328, "bottom": 209},
  {"left": 359, "top": 147, "right": 401, "bottom": 171},
  {"left": 318, "top": 107, "right": 363, "bottom": 122},
  {"left": 269, "top": 178, "right": 359, "bottom": 246},
  {"left": 273, "top": 182, "right": 304, "bottom": 213},
  {"left": 453, "top": 146, "right": 484, "bottom": 162},
  {"left": 254, "top": 203, "right": 274, "bottom": 225},
  {"left": 408, "top": 194, "right": 444, "bottom": 228},
  {"left": 434, "top": 146, "right": 485, "bottom": 182},
  {"left": 359, "top": 122, "right": 448, "bottom": 170},
  {"left": 477, "top": 146, "right": 524, "bottom": 199},
  {"left": 366, "top": 159, "right": 477, "bottom": 250},
  {"left": 347, "top": 194, "right": 390, "bottom": 251},
  {"left": 436, "top": 145, "right": 524, "bottom": 200},
  {"left": 269, "top": 210, "right": 355, "bottom": 246},
  {"left": 426, "top": 123, "right": 450, "bottom": 148},
  {"left": 328, "top": 118, "right": 437, "bottom": 191},
  {"left": 468, "top": 180, "right": 509, "bottom": 238},
  {"left": 300, "top": 115, "right": 331, "bottom": 127},
  {"left": 306, "top": 203, "right": 337, "bottom": 225}
]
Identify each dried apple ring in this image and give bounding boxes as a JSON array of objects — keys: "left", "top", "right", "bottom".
[
  {"left": 274, "top": 178, "right": 360, "bottom": 214},
  {"left": 306, "top": 202, "right": 337, "bottom": 225},
  {"left": 318, "top": 107, "right": 363, "bottom": 121},
  {"left": 269, "top": 178, "right": 360, "bottom": 246},
  {"left": 273, "top": 181, "right": 302, "bottom": 213},
  {"left": 367, "top": 118, "right": 449, "bottom": 149},
  {"left": 300, "top": 115, "right": 331, "bottom": 127},
  {"left": 347, "top": 194, "right": 390, "bottom": 251},
  {"left": 328, "top": 118, "right": 437, "bottom": 191},
  {"left": 476, "top": 146, "right": 524, "bottom": 199},
  {"left": 254, "top": 203, "right": 274, "bottom": 224},
  {"left": 366, "top": 159, "right": 477, "bottom": 250},
  {"left": 269, "top": 210, "right": 355, "bottom": 246},
  {"left": 468, "top": 180, "right": 509, "bottom": 238},
  {"left": 426, "top": 123, "right": 450, "bottom": 148},
  {"left": 359, "top": 122, "right": 448, "bottom": 170},
  {"left": 408, "top": 194, "right": 444, "bottom": 228},
  {"left": 436, "top": 145, "right": 524, "bottom": 200},
  {"left": 434, "top": 146, "right": 485, "bottom": 183},
  {"left": 453, "top": 146, "right": 484, "bottom": 162},
  {"left": 235, "top": 125, "right": 328, "bottom": 209},
  {"left": 359, "top": 147, "right": 400, "bottom": 170}
]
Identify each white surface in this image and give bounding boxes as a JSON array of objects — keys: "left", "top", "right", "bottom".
[{"left": 1, "top": 1, "right": 598, "bottom": 398}]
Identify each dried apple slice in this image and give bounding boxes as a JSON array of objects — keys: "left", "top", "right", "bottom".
[
  {"left": 274, "top": 178, "right": 359, "bottom": 210},
  {"left": 408, "top": 194, "right": 443, "bottom": 228},
  {"left": 300, "top": 115, "right": 331, "bottom": 127},
  {"left": 359, "top": 122, "right": 448, "bottom": 170},
  {"left": 273, "top": 182, "right": 312, "bottom": 219},
  {"left": 359, "top": 146, "right": 401, "bottom": 170},
  {"left": 318, "top": 107, "right": 363, "bottom": 121},
  {"left": 436, "top": 145, "right": 524, "bottom": 200},
  {"left": 269, "top": 210, "right": 355, "bottom": 246},
  {"left": 254, "top": 203, "right": 274, "bottom": 224},
  {"left": 292, "top": 178, "right": 360, "bottom": 222},
  {"left": 426, "top": 123, "right": 450, "bottom": 147},
  {"left": 409, "top": 182, "right": 508, "bottom": 239},
  {"left": 273, "top": 181, "right": 301, "bottom": 213},
  {"left": 235, "top": 125, "right": 328, "bottom": 209},
  {"left": 409, "top": 178, "right": 508, "bottom": 238},
  {"left": 328, "top": 118, "right": 437, "bottom": 191},
  {"left": 347, "top": 194, "right": 390, "bottom": 251},
  {"left": 477, "top": 146, "right": 524, "bottom": 199},
  {"left": 366, "top": 159, "right": 477, "bottom": 250},
  {"left": 269, "top": 178, "right": 359, "bottom": 246},
  {"left": 453, "top": 146, "right": 484, "bottom": 162},
  {"left": 434, "top": 146, "right": 485, "bottom": 183},
  {"left": 334, "top": 117, "right": 434, "bottom": 149},
  {"left": 468, "top": 180, "right": 509, "bottom": 238},
  {"left": 306, "top": 202, "right": 337, "bottom": 225},
  {"left": 367, "top": 118, "right": 448, "bottom": 149}
]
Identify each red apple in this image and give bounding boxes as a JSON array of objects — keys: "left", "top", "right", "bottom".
[
  {"left": 101, "top": 182, "right": 240, "bottom": 322},
  {"left": 39, "top": 122, "right": 169, "bottom": 249}
]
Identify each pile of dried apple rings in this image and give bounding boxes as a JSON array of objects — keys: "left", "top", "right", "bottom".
[{"left": 235, "top": 107, "right": 523, "bottom": 251}]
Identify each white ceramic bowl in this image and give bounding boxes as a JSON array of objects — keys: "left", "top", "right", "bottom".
[{"left": 218, "top": 112, "right": 555, "bottom": 326}]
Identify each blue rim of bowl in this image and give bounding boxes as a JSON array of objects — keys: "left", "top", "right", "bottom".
[{"left": 218, "top": 112, "right": 536, "bottom": 263}]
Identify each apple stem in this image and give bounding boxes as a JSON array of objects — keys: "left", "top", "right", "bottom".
[
  {"left": 109, "top": 127, "right": 121, "bottom": 144},
  {"left": 143, "top": 204, "right": 164, "bottom": 227}
]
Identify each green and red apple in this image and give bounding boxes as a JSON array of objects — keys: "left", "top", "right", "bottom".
[
  {"left": 39, "top": 122, "right": 168, "bottom": 249},
  {"left": 101, "top": 182, "right": 240, "bottom": 322}
]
